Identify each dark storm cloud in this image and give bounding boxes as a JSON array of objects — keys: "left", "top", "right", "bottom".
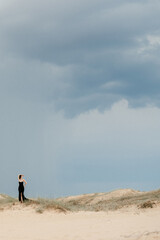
[
  {"left": 1, "top": 0, "right": 159, "bottom": 63},
  {"left": 1, "top": 0, "right": 160, "bottom": 113}
]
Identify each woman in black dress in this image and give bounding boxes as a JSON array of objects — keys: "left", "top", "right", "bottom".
[{"left": 18, "top": 174, "right": 27, "bottom": 203}]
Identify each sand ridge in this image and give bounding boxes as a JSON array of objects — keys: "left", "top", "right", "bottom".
[
  {"left": 0, "top": 194, "right": 5, "bottom": 199},
  {"left": 59, "top": 188, "right": 143, "bottom": 201},
  {"left": 58, "top": 188, "right": 147, "bottom": 209}
]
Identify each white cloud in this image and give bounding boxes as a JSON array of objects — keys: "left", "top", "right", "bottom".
[
  {"left": 147, "top": 35, "right": 160, "bottom": 46},
  {"left": 45, "top": 99, "right": 160, "bottom": 165},
  {"left": 137, "top": 34, "right": 160, "bottom": 56},
  {"left": 41, "top": 99, "right": 160, "bottom": 195}
]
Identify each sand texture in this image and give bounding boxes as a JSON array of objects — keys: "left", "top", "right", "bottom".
[{"left": 1, "top": 189, "right": 160, "bottom": 240}]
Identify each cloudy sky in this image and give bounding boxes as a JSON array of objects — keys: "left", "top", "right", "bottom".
[{"left": 1, "top": 0, "right": 160, "bottom": 198}]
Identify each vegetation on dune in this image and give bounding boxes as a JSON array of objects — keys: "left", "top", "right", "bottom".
[
  {"left": 25, "top": 198, "right": 69, "bottom": 214},
  {"left": 57, "top": 189, "right": 160, "bottom": 212},
  {"left": 0, "top": 194, "right": 17, "bottom": 205},
  {"left": 1, "top": 189, "right": 160, "bottom": 213},
  {"left": 0, "top": 195, "right": 69, "bottom": 213},
  {"left": 0, "top": 194, "right": 17, "bottom": 211}
]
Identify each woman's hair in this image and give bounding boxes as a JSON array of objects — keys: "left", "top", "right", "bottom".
[{"left": 19, "top": 175, "right": 22, "bottom": 180}]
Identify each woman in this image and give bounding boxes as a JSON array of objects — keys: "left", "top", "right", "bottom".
[{"left": 18, "top": 174, "right": 27, "bottom": 203}]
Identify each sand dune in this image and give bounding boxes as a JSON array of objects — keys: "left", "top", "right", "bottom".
[
  {"left": 1, "top": 189, "right": 160, "bottom": 240},
  {"left": 58, "top": 188, "right": 159, "bottom": 211},
  {"left": 0, "top": 194, "right": 5, "bottom": 199},
  {"left": 59, "top": 188, "right": 143, "bottom": 204}
]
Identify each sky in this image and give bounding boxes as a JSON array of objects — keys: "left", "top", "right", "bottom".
[{"left": 1, "top": 0, "right": 160, "bottom": 198}]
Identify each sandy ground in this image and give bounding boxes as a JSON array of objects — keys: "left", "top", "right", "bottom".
[{"left": 1, "top": 205, "right": 160, "bottom": 240}]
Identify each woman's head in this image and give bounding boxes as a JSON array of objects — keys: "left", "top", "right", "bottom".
[{"left": 19, "top": 175, "right": 22, "bottom": 180}]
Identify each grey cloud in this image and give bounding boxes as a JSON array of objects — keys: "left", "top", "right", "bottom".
[
  {"left": 1, "top": 0, "right": 160, "bottom": 63},
  {"left": 1, "top": 0, "right": 160, "bottom": 197},
  {"left": 1, "top": 0, "right": 160, "bottom": 105},
  {"left": 0, "top": 57, "right": 73, "bottom": 104}
]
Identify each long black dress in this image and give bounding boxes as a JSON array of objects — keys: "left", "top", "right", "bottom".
[{"left": 18, "top": 181, "right": 27, "bottom": 201}]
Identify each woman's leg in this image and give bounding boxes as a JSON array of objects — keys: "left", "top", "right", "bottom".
[
  {"left": 21, "top": 193, "right": 23, "bottom": 203},
  {"left": 22, "top": 191, "right": 25, "bottom": 201},
  {"left": 18, "top": 191, "right": 21, "bottom": 201}
]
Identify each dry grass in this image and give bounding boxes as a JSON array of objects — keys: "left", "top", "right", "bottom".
[
  {"left": 1, "top": 189, "right": 160, "bottom": 213},
  {"left": 24, "top": 198, "right": 69, "bottom": 213},
  {"left": 0, "top": 194, "right": 17, "bottom": 206},
  {"left": 57, "top": 189, "right": 160, "bottom": 212},
  {"left": 0, "top": 194, "right": 69, "bottom": 213},
  {"left": 139, "top": 201, "right": 155, "bottom": 209}
]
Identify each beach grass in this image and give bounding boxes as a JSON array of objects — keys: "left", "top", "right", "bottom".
[
  {"left": 0, "top": 194, "right": 17, "bottom": 205},
  {"left": 1, "top": 189, "right": 160, "bottom": 213},
  {"left": 24, "top": 198, "right": 69, "bottom": 213},
  {"left": 57, "top": 189, "right": 160, "bottom": 212}
]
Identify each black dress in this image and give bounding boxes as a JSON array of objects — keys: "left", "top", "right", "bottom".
[{"left": 18, "top": 181, "right": 26, "bottom": 201}]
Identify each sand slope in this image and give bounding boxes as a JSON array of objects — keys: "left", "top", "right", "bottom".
[
  {"left": 59, "top": 188, "right": 143, "bottom": 204},
  {"left": 1, "top": 205, "right": 160, "bottom": 240}
]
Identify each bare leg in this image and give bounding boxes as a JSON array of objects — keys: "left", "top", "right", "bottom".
[{"left": 21, "top": 193, "right": 23, "bottom": 203}]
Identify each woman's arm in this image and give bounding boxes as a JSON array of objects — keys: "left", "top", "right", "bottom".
[{"left": 23, "top": 179, "right": 27, "bottom": 187}]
